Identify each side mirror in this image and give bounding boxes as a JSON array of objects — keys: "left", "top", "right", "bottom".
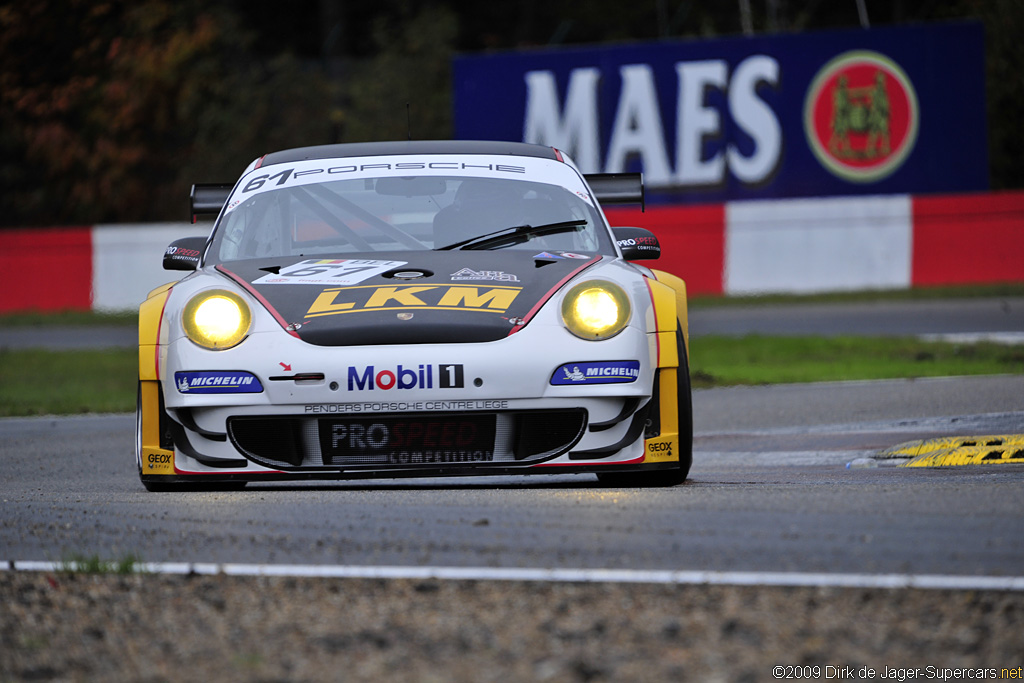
[
  {"left": 612, "top": 227, "right": 661, "bottom": 261},
  {"left": 163, "top": 236, "right": 207, "bottom": 271}
]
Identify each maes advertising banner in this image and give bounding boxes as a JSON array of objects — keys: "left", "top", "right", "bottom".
[{"left": 453, "top": 22, "right": 987, "bottom": 204}]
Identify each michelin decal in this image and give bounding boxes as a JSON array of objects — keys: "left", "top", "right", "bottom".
[
  {"left": 175, "top": 371, "right": 264, "bottom": 394},
  {"left": 551, "top": 361, "right": 640, "bottom": 385}
]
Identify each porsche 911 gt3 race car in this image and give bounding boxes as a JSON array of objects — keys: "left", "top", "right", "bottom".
[{"left": 137, "top": 140, "right": 692, "bottom": 490}]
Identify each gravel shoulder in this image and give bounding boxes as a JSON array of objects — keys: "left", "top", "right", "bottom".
[{"left": 3, "top": 572, "right": 1022, "bottom": 682}]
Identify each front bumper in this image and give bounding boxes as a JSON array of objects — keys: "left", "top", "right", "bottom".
[{"left": 139, "top": 322, "right": 682, "bottom": 481}]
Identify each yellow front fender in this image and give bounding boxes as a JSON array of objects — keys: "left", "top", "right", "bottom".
[{"left": 649, "top": 268, "right": 688, "bottom": 357}]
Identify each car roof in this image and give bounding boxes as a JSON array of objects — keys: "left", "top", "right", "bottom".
[{"left": 259, "top": 140, "right": 561, "bottom": 167}]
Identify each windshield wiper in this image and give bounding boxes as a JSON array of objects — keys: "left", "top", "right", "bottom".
[{"left": 434, "top": 219, "right": 587, "bottom": 251}]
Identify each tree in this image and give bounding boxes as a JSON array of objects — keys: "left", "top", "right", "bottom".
[
  {"left": 1, "top": 0, "right": 1020, "bottom": 225},
  {"left": 339, "top": 5, "right": 457, "bottom": 143},
  {"left": 0, "top": 0, "right": 333, "bottom": 225}
]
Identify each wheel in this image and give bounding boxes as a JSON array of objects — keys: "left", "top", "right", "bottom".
[{"left": 597, "top": 324, "right": 693, "bottom": 487}]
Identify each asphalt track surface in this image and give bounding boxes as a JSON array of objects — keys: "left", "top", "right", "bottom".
[
  {"left": 1, "top": 374, "right": 1022, "bottom": 579},
  {"left": 3, "top": 300, "right": 1023, "bottom": 681},
  {"left": 1, "top": 297, "right": 1022, "bottom": 578},
  {"left": 690, "top": 295, "right": 1024, "bottom": 339}
]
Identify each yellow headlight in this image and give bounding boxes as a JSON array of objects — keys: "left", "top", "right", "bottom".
[
  {"left": 182, "top": 290, "right": 251, "bottom": 350},
  {"left": 561, "top": 280, "right": 631, "bottom": 340}
]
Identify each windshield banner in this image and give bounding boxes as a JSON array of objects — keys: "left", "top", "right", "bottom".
[{"left": 226, "top": 154, "right": 594, "bottom": 213}]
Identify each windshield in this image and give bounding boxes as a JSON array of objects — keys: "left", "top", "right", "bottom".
[{"left": 208, "top": 172, "right": 613, "bottom": 263}]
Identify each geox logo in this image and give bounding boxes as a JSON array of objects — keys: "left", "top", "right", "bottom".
[{"left": 306, "top": 285, "right": 521, "bottom": 318}]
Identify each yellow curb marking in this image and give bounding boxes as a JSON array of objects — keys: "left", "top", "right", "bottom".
[{"left": 879, "top": 435, "right": 1024, "bottom": 468}]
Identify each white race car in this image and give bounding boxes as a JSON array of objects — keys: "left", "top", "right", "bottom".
[{"left": 137, "top": 141, "right": 692, "bottom": 490}]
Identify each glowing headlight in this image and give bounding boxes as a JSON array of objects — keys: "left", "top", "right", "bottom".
[
  {"left": 182, "top": 289, "right": 251, "bottom": 350},
  {"left": 561, "top": 280, "right": 631, "bottom": 340}
]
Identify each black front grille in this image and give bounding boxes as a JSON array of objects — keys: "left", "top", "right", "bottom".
[
  {"left": 644, "top": 370, "right": 662, "bottom": 439},
  {"left": 514, "top": 410, "right": 587, "bottom": 460},
  {"left": 228, "top": 417, "right": 305, "bottom": 467},
  {"left": 227, "top": 409, "right": 587, "bottom": 470}
]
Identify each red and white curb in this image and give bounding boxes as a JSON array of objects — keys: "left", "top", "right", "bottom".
[{"left": 3, "top": 189, "right": 1023, "bottom": 314}]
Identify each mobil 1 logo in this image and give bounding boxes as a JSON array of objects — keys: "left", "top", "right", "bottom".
[{"left": 347, "top": 363, "right": 464, "bottom": 391}]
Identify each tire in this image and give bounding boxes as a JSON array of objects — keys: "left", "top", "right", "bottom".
[{"left": 597, "top": 324, "right": 693, "bottom": 487}]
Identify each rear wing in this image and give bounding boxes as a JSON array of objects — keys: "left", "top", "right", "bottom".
[
  {"left": 584, "top": 173, "right": 645, "bottom": 211},
  {"left": 190, "top": 184, "right": 232, "bottom": 223},
  {"left": 191, "top": 172, "right": 645, "bottom": 221}
]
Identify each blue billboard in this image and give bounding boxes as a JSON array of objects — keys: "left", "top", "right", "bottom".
[{"left": 453, "top": 22, "right": 987, "bottom": 203}]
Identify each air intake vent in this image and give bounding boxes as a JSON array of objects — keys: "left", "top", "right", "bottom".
[{"left": 227, "top": 409, "right": 587, "bottom": 470}]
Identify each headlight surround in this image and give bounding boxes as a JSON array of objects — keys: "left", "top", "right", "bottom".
[
  {"left": 561, "top": 280, "right": 631, "bottom": 340},
  {"left": 182, "top": 289, "right": 252, "bottom": 350}
]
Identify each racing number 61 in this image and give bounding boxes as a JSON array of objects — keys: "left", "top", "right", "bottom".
[{"left": 243, "top": 168, "right": 294, "bottom": 192}]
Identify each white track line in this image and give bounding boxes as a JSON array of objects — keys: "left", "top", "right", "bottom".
[{"left": 4, "top": 561, "right": 1023, "bottom": 591}]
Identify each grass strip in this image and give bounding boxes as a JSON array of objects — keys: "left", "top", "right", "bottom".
[
  {"left": 1, "top": 337, "right": 1022, "bottom": 417},
  {"left": 0, "top": 348, "right": 137, "bottom": 416},
  {"left": 0, "top": 310, "right": 137, "bottom": 327},
  {"left": 689, "top": 335, "right": 1024, "bottom": 388},
  {"left": 58, "top": 553, "right": 146, "bottom": 575}
]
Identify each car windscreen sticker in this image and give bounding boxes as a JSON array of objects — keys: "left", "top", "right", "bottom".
[
  {"left": 175, "top": 371, "right": 264, "bottom": 394},
  {"left": 253, "top": 259, "right": 407, "bottom": 286},
  {"left": 550, "top": 361, "right": 641, "bottom": 385},
  {"left": 226, "top": 155, "right": 594, "bottom": 212}
]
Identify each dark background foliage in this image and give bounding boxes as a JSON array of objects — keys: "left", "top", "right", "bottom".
[{"left": 1, "top": 0, "right": 1019, "bottom": 226}]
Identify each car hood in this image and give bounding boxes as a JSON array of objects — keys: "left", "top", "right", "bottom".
[{"left": 215, "top": 251, "right": 605, "bottom": 346}]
